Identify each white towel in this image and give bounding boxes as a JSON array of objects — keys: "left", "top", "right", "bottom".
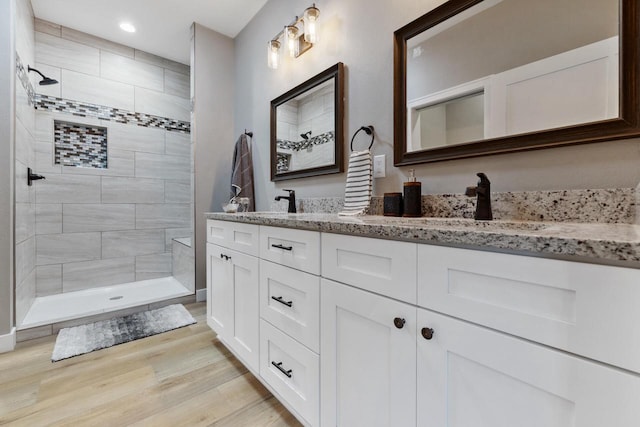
[{"left": 339, "top": 150, "right": 372, "bottom": 216}]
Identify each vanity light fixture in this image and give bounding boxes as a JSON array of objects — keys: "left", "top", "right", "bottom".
[{"left": 267, "top": 3, "right": 319, "bottom": 69}]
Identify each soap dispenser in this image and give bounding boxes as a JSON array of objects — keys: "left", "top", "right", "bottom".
[{"left": 403, "top": 169, "right": 422, "bottom": 217}]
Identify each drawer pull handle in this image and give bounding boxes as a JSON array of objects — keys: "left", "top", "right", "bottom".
[
  {"left": 393, "top": 317, "right": 406, "bottom": 329},
  {"left": 219, "top": 254, "right": 231, "bottom": 261},
  {"left": 271, "top": 296, "right": 293, "bottom": 307},
  {"left": 271, "top": 361, "right": 293, "bottom": 378},
  {"left": 421, "top": 327, "right": 434, "bottom": 340},
  {"left": 271, "top": 243, "right": 293, "bottom": 251}
]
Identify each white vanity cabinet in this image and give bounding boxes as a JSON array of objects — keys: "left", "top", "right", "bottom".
[
  {"left": 206, "top": 218, "right": 640, "bottom": 427},
  {"left": 206, "top": 220, "right": 260, "bottom": 371}
]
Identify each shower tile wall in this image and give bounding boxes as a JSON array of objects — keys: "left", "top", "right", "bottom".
[
  {"left": 32, "top": 19, "right": 192, "bottom": 298},
  {"left": 14, "top": 0, "right": 37, "bottom": 326},
  {"left": 276, "top": 82, "right": 335, "bottom": 172}
]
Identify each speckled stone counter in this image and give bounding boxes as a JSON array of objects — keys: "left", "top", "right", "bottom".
[
  {"left": 271, "top": 188, "right": 637, "bottom": 223},
  {"left": 205, "top": 212, "right": 640, "bottom": 267}
]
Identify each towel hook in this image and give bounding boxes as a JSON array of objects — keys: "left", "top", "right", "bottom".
[
  {"left": 244, "top": 129, "right": 253, "bottom": 138},
  {"left": 350, "top": 125, "right": 374, "bottom": 152}
]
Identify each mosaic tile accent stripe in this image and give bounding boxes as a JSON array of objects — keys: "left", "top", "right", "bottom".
[
  {"left": 54, "top": 121, "right": 108, "bottom": 169},
  {"left": 277, "top": 131, "right": 334, "bottom": 151},
  {"left": 15, "top": 52, "right": 36, "bottom": 106},
  {"left": 36, "top": 94, "right": 190, "bottom": 133},
  {"left": 17, "top": 50, "right": 189, "bottom": 133}
]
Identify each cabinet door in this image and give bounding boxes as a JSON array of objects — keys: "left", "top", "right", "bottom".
[
  {"left": 206, "top": 243, "right": 260, "bottom": 371},
  {"left": 321, "top": 279, "right": 416, "bottom": 427},
  {"left": 206, "top": 243, "right": 232, "bottom": 336},
  {"left": 417, "top": 308, "right": 640, "bottom": 427}
]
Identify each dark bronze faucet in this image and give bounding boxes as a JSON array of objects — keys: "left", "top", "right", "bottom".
[
  {"left": 275, "top": 189, "right": 296, "bottom": 213},
  {"left": 465, "top": 173, "right": 492, "bottom": 220}
]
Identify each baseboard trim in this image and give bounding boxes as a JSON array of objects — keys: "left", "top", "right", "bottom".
[
  {"left": 0, "top": 327, "right": 16, "bottom": 353},
  {"left": 196, "top": 288, "right": 207, "bottom": 302}
]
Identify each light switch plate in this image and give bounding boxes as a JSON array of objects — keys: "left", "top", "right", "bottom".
[{"left": 373, "top": 155, "right": 386, "bottom": 178}]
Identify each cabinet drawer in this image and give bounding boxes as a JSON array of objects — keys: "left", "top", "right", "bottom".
[
  {"left": 260, "top": 260, "right": 320, "bottom": 353},
  {"left": 418, "top": 245, "right": 640, "bottom": 373},
  {"left": 260, "top": 319, "right": 319, "bottom": 426},
  {"left": 206, "top": 219, "right": 259, "bottom": 256},
  {"left": 260, "top": 226, "right": 320, "bottom": 275},
  {"left": 321, "top": 233, "right": 417, "bottom": 303}
]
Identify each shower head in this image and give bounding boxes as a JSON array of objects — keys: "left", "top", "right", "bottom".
[
  {"left": 300, "top": 131, "right": 312, "bottom": 140},
  {"left": 27, "top": 66, "right": 59, "bottom": 86}
]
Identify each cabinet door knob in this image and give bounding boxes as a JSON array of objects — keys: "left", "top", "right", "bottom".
[
  {"left": 393, "top": 317, "right": 406, "bottom": 329},
  {"left": 421, "top": 327, "right": 434, "bottom": 340}
]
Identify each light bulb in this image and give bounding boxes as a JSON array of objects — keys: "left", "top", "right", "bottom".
[
  {"left": 267, "top": 40, "right": 280, "bottom": 69},
  {"left": 303, "top": 5, "right": 319, "bottom": 43},
  {"left": 285, "top": 25, "right": 299, "bottom": 58}
]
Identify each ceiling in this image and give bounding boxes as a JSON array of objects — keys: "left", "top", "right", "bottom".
[{"left": 30, "top": 0, "right": 269, "bottom": 65}]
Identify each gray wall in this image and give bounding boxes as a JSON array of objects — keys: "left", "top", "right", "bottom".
[
  {"left": 234, "top": 0, "right": 640, "bottom": 211},
  {"left": 0, "top": 0, "right": 16, "bottom": 338},
  {"left": 192, "top": 23, "right": 235, "bottom": 291}
]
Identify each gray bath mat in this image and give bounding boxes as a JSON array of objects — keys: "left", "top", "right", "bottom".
[{"left": 51, "top": 304, "right": 196, "bottom": 362}]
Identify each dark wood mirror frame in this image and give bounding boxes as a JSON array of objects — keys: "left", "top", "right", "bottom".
[
  {"left": 393, "top": 0, "right": 640, "bottom": 165},
  {"left": 271, "top": 62, "right": 345, "bottom": 181}
]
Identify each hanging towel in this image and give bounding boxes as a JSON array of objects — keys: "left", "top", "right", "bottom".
[
  {"left": 339, "top": 149, "right": 373, "bottom": 216},
  {"left": 230, "top": 133, "right": 255, "bottom": 211}
]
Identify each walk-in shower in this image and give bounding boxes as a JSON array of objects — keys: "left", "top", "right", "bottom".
[{"left": 13, "top": 0, "right": 195, "bottom": 336}]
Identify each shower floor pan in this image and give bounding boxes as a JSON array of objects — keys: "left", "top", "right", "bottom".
[{"left": 19, "top": 276, "right": 192, "bottom": 329}]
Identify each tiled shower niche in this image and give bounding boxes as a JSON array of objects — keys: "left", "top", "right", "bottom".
[{"left": 54, "top": 120, "right": 108, "bottom": 169}]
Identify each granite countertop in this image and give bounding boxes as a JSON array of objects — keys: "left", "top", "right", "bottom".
[{"left": 205, "top": 212, "right": 640, "bottom": 267}]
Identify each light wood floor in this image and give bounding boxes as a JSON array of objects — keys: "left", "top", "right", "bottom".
[{"left": 0, "top": 302, "right": 302, "bottom": 426}]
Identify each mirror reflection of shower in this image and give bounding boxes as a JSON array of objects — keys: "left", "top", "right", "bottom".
[
  {"left": 27, "top": 65, "right": 59, "bottom": 85},
  {"left": 300, "top": 130, "right": 312, "bottom": 140}
]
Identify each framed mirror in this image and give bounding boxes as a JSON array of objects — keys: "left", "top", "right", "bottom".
[
  {"left": 271, "top": 62, "right": 344, "bottom": 181},
  {"left": 394, "top": 0, "right": 640, "bottom": 165}
]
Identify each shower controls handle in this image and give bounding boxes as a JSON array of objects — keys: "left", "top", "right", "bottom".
[{"left": 27, "top": 168, "right": 45, "bottom": 186}]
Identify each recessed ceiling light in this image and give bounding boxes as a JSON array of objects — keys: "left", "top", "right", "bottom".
[{"left": 119, "top": 22, "right": 136, "bottom": 33}]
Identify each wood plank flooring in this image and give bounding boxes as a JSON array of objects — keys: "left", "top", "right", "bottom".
[{"left": 0, "top": 302, "right": 302, "bottom": 426}]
